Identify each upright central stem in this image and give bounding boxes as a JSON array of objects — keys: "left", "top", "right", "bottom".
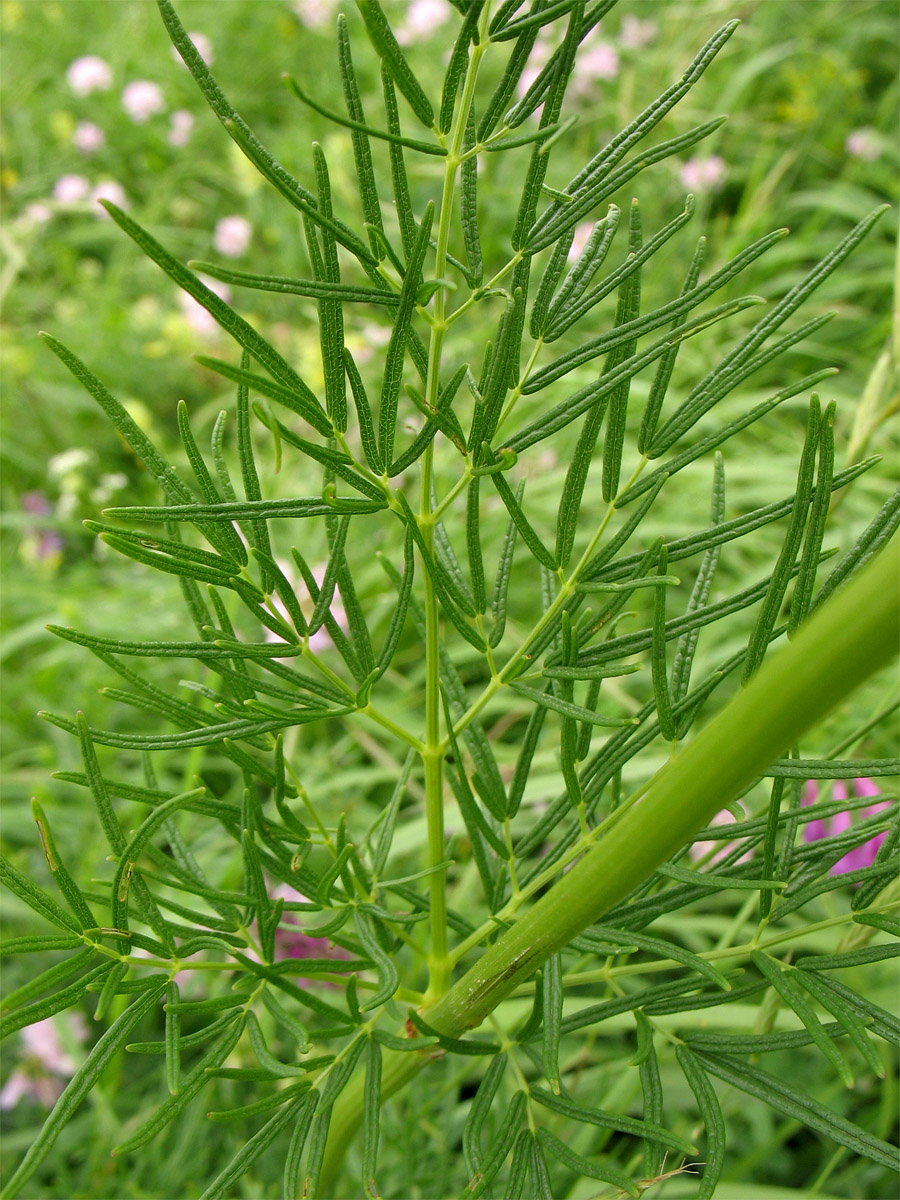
[{"left": 419, "top": 29, "right": 488, "bottom": 1002}]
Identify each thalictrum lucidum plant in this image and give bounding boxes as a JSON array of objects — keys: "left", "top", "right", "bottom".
[{"left": 2, "top": 2, "right": 898, "bottom": 1197}]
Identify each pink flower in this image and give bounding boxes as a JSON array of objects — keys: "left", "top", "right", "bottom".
[
  {"left": 679, "top": 155, "right": 727, "bottom": 192},
  {"left": 91, "top": 180, "right": 128, "bottom": 216},
  {"left": 121, "top": 80, "right": 165, "bottom": 123},
  {"left": 66, "top": 55, "right": 112, "bottom": 96},
  {"left": 803, "top": 778, "right": 890, "bottom": 873},
  {"left": 271, "top": 884, "right": 352, "bottom": 984},
  {"left": 396, "top": 0, "right": 451, "bottom": 45},
  {"left": 213, "top": 215, "right": 252, "bottom": 258},
  {"left": 178, "top": 274, "right": 232, "bottom": 335},
  {"left": 845, "top": 128, "right": 880, "bottom": 162},
  {"left": 168, "top": 109, "right": 195, "bottom": 147},
  {"left": 0, "top": 1016, "right": 85, "bottom": 1110},
  {"left": 291, "top": 0, "right": 338, "bottom": 30},
  {"left": 567, "top": 221, "right": 595, "bottom": 263},
  {"left": 52, "top": 174, "right": 90, "bottom": 204},
  {"left": 171, "top": 31, "right": 214, "bottom": 67},
  {"left": 515, "top": 37, "right": 553, "bottom": 100},
  {"left": 574, "top": 40, "right": 619, "bottom": 86},
  {"left": 690, "top": 810, "right": 753, "bottom": 866},
  {"left": 619, "top": 15, "right": 657, "bottom": 50},
  {"left": 24, "top": 202, "right": 52, "bottom": 223},
  {"left": 72, "top": 121, "right": 105, "bottom": 153}
]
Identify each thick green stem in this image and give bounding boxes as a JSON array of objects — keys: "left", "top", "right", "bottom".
[{"left": 318, "top": 536, "right": 900, "bottom": 1194}]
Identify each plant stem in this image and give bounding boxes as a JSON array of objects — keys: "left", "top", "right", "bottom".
[
  {"left": 418, "top": 27, "right": 489, "bottom": 1003},
  {"left": 317, "top": 536, "right": 900, "bottom": 1194}
]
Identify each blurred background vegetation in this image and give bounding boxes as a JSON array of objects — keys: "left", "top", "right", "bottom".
[{"left": 0, "top": 2, "right": 897, "bottom": 1194}]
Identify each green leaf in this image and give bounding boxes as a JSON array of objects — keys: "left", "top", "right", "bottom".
[
  {"left": 490, "top": 477, "right": 521, "bottom": 648},
  {"left": 650, "top": 545, "right": 676, "bottom": 741},
  {"left": 1, "top": 963, "right": 116, "bottom": 1041},
  {"left": 1, "top": 945, "right": 97, "bottom": 1023},
  {"left": 537, "top": 1127, "right": 639, "bottom": 1197},
  {"left": 792, "top": 969, "right": 884, "bottom": 1078},
  {"left": 205, "top": 1081, "right": 309, "bottom": 1122},
  {"left": 104, "top": 496, "right": 384, "bottom": 523},
  {"left": 0, "top": 934, "right": 83, "bottom": 958},
  {"left": 157, "top": 0, "right": 375, "bottom": 266},
  {"left": 542, "top": 952, "right": 563, "bottom": 1094},
  {"left": 750, "top": 951, "right": 853, "bottom": 1087},
  {"left": 653, "top": 206, "right": 889, "bottom": 450},
  {"left": 483, "top": 450, "right": 556, "bottom": 569},
  {"left": 196, "top": 354, "right": 333, "bottom": 439},
  {"left": 696, "top": 1050, "right": 899, "bottom": 1171},
  {"left": 508, "top": 681, "right": 635, "bottom": 729},
  {"left": 811, "top": 484, "right": 900, "bottom": 614},
  {"left": 201, "top": 1089, "right": 311, "bottom": 1200},
  {"left": 175, "top": 400, "right": 247, "bottom": 564},
  {"left": 354, "top": 910, "right": 400, "bottom": 1010},
  {"left": 507, "top": 296, "right": 762, "bottom": 454},
  {"left": 592, "top": 924, "right": 732, "bottom": 992},
  {"left": 796, "top": 945, "right": 900, "bottom": 972},
  {"left": 531, "top": 1086, "right": 695, "bottom": 1155},
  {"left": 460, "top": 108, "right": 484, "bottom": 285},
  {"left": 675, "top": 1044, "right": 725, "bottom": 1200},
  {"left": 285, "top": 74, "right": 443, "bottom": 156},
  {"left": 544, "top": 203, "right": 620, "bottom": 337},
  {"left": 361, "top": 1038, "right": 382, "bottom": 1199},
  {"left": 503, "top": 1129, "right": 532, "bottom": 1200},
  {"left": 463, "top": 1091, "right": 526, "bottom": 1199},
  {"left": 526, "top": 20, "right": 738, "bottom": 248},
  {"left": 462, "top": 1054, "right": 507, "bottom": 1179},
  {"left": 30, "top": 800, "right": 96, "bottom": 929},
  {"left": 357, "top": 0, "right": 435, "bottom": 128},
  {"left": 743, "top": 397, "right": 821, "bottom": 680},
  {"left": 1, "top": 984, "right": 165, "bottom": 1198},
  {"left": 188, "top": 261, "right": 400, "bottom": 305},
  {"left": 379, "top": 202, "right": 434, "bottom": 468},
  {"left": 638, "top": 237, "right": 706, "bottom": 452},
  {"left": 284, "top": 1093, "right": 319, "bottom": 1200}
]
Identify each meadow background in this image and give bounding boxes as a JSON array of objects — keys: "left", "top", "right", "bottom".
[{"left": 1, "top": 0, "right": 897, "bottom": 1196}]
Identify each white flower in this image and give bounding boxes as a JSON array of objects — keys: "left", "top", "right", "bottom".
[
  {"left": 171, "top": 30, "right": 214, "bottom": 67},
  {"left": 66, "top": 55, "right": 112, "bottom": 96},
  {"left": 679, "top": 154, "right": 727, "bottom": 192},
  {"left": 845, "top": 127, "right": 880, "bottom": 162},
  {"left": 52, "top": 174, "right": 90, "bottom": 204},
  {"left": 178, "top": 274, "right": 232, "bottom": 335},
  {"left": 49, "top": 448, "right": 92, "bottom": 479},
  {"left": 619, "top": 15, "right": 657, "bottom": 50},
  {"left": 168, "top": 109, "right": 195, "bottom": 147},
  {"left": 396, "top": 0, "right": 451, "bottom": 45},
  {"left": 291, "top": 0, "right": 338, "bottom": 30},
  {"left": 213, "top": 215, "right": 252, "bottom": 258},
  {"left": 72, "top": 121, "right": 105, "bottom": 153},
  {"left": 121, "top": 80, "right": 165, "bottom": 123},
  {"left": 91, "top": 179, "right": 128, "bottom": 216}
]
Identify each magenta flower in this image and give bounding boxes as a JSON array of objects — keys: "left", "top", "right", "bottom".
[
  {"left": 803, "top": 778, "right": 890, "bottom": 873},
  {"left": 271, "top": 884, "right": 352, "bottom": 985},
  {"left": 72, "top": 121, "right": 105, "bottom": 153},
  {"left": 122, "top": 80, "right": 165, "bottom": 123},
  {"left": 168, "top": 109, "right": 195, "bottom": 147},
  {"left": 679, "top": 155, "right": 727, "bottom": 192},
  {"left": 52, "top": 174, "right": 90, "bottom": 204}
]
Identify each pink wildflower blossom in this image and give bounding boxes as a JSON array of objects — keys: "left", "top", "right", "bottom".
[
  {"left": 168, "top": 109, "right": 195, "bottom": 147},
  {"left": 291, "top": 0, "right": 338, "bottom": 30},
  {"left": 72, "top": 121, "right": 105, "bottom": 153},
  {"left": 396, "top": 0, "right": 451, "bottom": 45},
  {"left": 213, "top": 215, "right": 253, "bottom": 258},
  {"left": 271, "top": 884, "right": 352, "bottom": 985},
  {"left": 567, "top": 221, "right": 595, "bottom": 263},
  {"left": 845, "top": 128, "right": 880, "bottom": 162},
  {"left": 619, "top": 15, "right": 657, "bottom": 50},
  {"left": 24, "top": 202, "right": 52, "bottom": 223},
  {"left": 178, "top": 275, "right": 232, "bottom": 335},
  {"left": 67, "top": 55, "right": 112, "bottom": 96},
  {"left": 679, "top": 155, "right": 727, "bottom": 192},
  {"left": 122, "top": 80, "right": 165, "bottom": 123},
  {"left": 53, "top": 174, "right": 90, "bottom": 204},
  {"left": 802, "top": 778, "right": 890, "bottom": 873},
  {"left": 91, "top": 180, "right": 128, "bottom": 216},
  {"left": 171, "top": 31, "right": 214, "bottom": 67},
  {"left": 0, "top": 1016, "right": 85, "bottom": 1110},
  {"left": 573, "top": 39, "right": 619, "bottom": 88}
]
